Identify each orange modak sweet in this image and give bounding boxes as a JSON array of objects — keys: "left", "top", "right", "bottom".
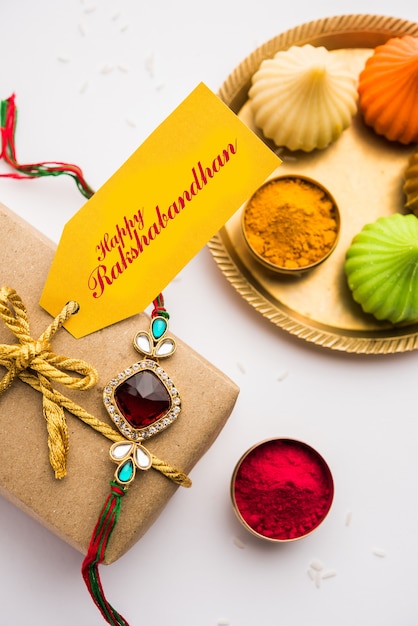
[{"left": 358, "top": 35, "right": 418, "bottom": 145}]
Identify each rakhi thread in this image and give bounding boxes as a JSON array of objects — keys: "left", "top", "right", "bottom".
[
  {"left": 82, "top": 482, "right": 129, "bottom": 626},
  {"left": 151, "top": 293, "right": 169, "bottom": 319},
  {"left": 0, "top": 93, "right": 94, "bottom": 199}
]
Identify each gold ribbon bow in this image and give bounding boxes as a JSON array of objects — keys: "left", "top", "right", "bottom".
[{"left": 0, "top": 286, "right": 98, "bottom": 479}]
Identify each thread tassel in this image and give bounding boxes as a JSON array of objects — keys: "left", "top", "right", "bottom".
[
  {"left": 82, "top": 481, "right": 130, "bottom": 626},
  {"left": 0, "top": 94, "right": 94, "bottom": 199}
]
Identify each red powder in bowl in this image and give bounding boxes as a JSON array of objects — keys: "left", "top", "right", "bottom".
[{"left": 231, "top": 439, "right": 334, "bottom": 541}]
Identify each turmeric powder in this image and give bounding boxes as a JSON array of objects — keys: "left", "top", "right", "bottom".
[{"left": 242, "top": 176, "right": 339, "bottom": 270}]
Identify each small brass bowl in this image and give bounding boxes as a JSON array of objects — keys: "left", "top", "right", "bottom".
[
  {"left": 242, "top": 175, "right": 341, "bottom": 275},
  {"left": 231, "top": 438, "right": 334, "bottom": 543}
]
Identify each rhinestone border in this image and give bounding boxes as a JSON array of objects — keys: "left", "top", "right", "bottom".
[{"left": 103, "top": 359, "right": 181, "bottom": 441}]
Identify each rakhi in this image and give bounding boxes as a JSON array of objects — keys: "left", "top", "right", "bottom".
[
  {"left": 0, "top": 94, "right": 191, "bottom": 625},
  {"left": 82, "top": 293, "right": 190, "bottom": 626}
]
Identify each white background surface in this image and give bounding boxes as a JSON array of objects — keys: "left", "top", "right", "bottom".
[{"left": 1, "top": 1, "right": 418, "bottom": 625}]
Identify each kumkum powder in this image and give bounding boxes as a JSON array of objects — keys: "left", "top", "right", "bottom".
[
  {"left": 231, "top": 438, "right": 334, "bottom": 541},
  {"left": 242, "top": 176, "right": 340, "bottom": 271}
]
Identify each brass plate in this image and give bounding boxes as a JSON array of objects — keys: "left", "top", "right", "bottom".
[{"left": 208, "top": 14, "right": 418, "bottom": 354}]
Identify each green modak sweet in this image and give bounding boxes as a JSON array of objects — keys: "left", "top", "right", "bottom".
[{"left": 345, "top": 213, "right": 418, "bottom": 324}]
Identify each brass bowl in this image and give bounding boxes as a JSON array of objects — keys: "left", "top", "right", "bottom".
[
  {"left": 231, "top": 438, "right": 334, "bottom": 542},
  {"left": 241, "top": 175, "right": 341, "bottom": 275}
]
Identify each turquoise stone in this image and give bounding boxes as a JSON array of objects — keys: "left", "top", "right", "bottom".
[
  {"left": 151, "top": 316, "right": 167, "bottom": 340},
  {"left": 117, "top": 458, "right": 135, "bottom": 483}
]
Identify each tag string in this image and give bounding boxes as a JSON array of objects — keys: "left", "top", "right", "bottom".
[{"left": 0, "top": 93, "right": 94, "bottom": 199}]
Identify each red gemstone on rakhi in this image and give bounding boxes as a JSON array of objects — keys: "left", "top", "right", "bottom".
[{"left": 114, "top": 370, "right": 171, "bottom": 429}]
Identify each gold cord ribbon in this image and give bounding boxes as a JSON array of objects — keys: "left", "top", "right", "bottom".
[
  {"left": 0, "top": 287, "right": 191, "bottom": 487},
  {"left": 0, "top": 286, "right": 98, "bottom": 478}
]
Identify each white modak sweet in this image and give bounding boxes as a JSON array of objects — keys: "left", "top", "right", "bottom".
[{"left": 249, "top": 44, "right": 358, "bottom": 152}]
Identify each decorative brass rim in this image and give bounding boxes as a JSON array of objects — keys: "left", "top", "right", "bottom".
[{"left": 208, "top": 14, "right": 418, "bottom": 355}]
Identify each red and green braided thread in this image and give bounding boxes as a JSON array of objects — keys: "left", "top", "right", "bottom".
[
  {"left": 0, "top": 94, "right": 94, "bottom": 199},
  {"left": 82, "top": 481, "right": 129, "bottom": 626},
  {"left": 151, "top": 293, "right": 170, "bottom": 319}
]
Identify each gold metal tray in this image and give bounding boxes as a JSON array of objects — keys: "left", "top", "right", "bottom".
[{"left": 208, "top": 14, "right": 418, "bottom": 354}]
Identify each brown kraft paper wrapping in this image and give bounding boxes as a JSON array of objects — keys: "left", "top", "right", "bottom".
[{"left": 0, "top": 202, "right": 239, "bottom": 564}]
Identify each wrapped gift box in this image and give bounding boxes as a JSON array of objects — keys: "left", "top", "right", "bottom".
[{"left": 0, "top": 202, "right": 239, "bottom": 563}]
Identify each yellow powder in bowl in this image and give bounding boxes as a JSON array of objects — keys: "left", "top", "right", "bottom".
[{"left": 242, "top": 176, "right": 340, "bottom": 273}]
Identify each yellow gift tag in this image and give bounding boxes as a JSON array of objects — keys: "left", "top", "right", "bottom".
[{"left": 40, "top": 83, "right": 280, "bottom": 337}]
